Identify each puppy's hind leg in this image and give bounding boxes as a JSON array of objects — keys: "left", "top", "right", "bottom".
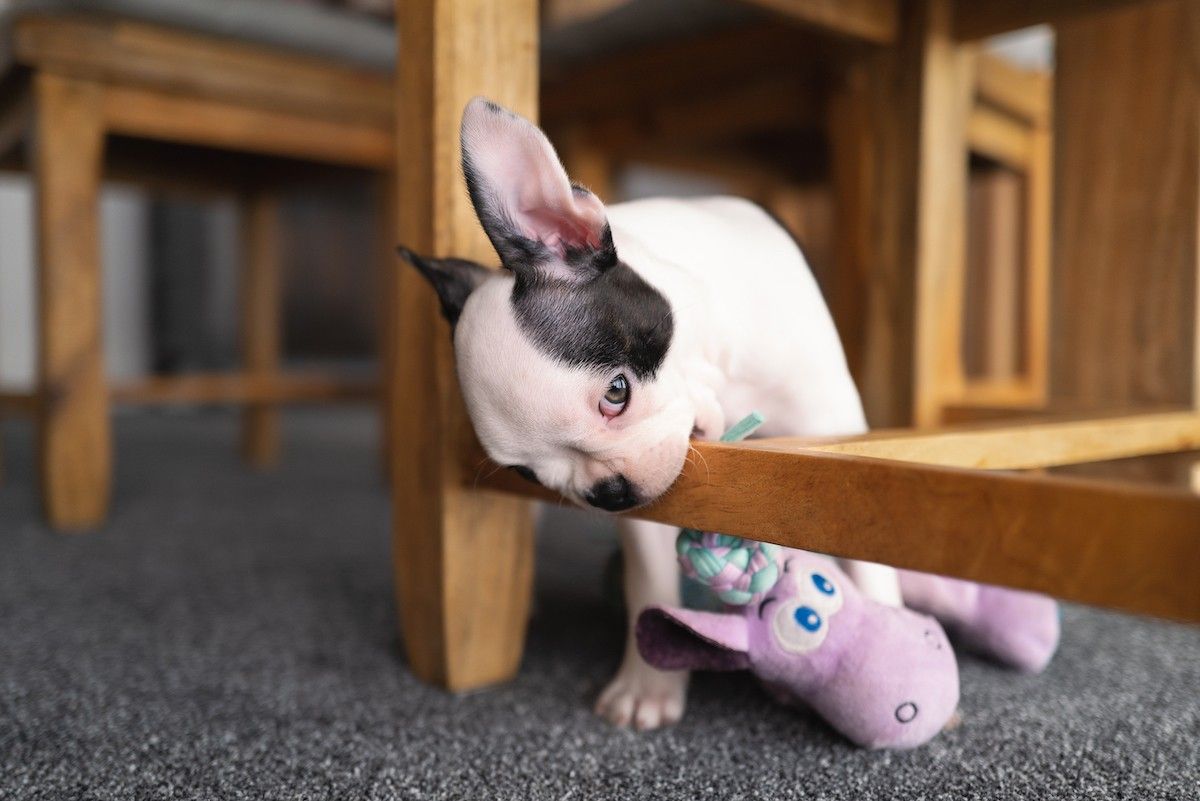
[{"left": 596, "top": 518, "right": 688, "bottom": 731}]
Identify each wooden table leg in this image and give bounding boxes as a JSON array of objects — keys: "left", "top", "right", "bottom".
[
  {"left": 32, "top": 72, "right": 110, "bottom": 529},
  {"left": 389, "top": 0, "right": 537, "bottom": 690},
  {"left": 239, "top": 191, "right": 282, "bottom": 468}
]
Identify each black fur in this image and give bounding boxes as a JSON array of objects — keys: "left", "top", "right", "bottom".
[
  {"left": 510, "top": 260, "right": 673, "bottom": 381},
  {"left": 396, "top": 246, "right": 490, "bottom": 327}
]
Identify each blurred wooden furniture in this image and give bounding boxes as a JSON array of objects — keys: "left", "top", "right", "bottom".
[
  {"left": 0, "top": 9, "right": 393, "bottom": 528},
  {"left": 391, "top": 0, "right": 1200, "bottom": 693},
  {"left": 542, "top": 40, "right": 1054, "bottom": 428},
  {"left": 915, "top": 52, "right": 1054, "bottom": 424}
]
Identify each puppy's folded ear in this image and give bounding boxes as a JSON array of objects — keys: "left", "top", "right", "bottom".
[
  {"left": 396, "top": 246, "right": 490, "bottom": 326},
  {"left": 460, "top": 97, "right": 616, "bottom": 284}
]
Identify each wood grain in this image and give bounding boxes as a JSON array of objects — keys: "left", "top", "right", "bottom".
[
  {"left": 1022, "top": 118, "right": 1052, "bottom": 411},
  {"left": 1052, "top": 1, "right": 1199, "bottom": 413},
  {"left": 974, "top": 52, "right": 1051, "bottom": 126},
  {"left": 541, "top": 25, "right": 817, "bottom": 126},
  {"left": 736, "top": 0, "right": 898, "bottom": 43},
  {"left": 953, "top": 0, "right": 1177, "bottom": 41},
  {"left": 110, "top": 372, "right": 377, "bottom": 404},
  {"left": 911, "top": 9, "right": 975, "bottom": 427},
  {"left": 828, "top": 64, "right": 873, "bottom": 393},
  {"left": 32, "top": 72, "right": 111, "bottom": 530},
  {"left": 967, "top": 107, "right": 1031, "bottom": 171},
  {"left": 101, "top": 85, "right": 392, "bottom": 169},
  {"left": 391, "top": 0, "right": 537, "bottom": 692},
  {"left": 239, "top": 193, "right": 282, "bottom": 468},
  {"left": 831, "top": 1, "right": 976, "bottom": 427},
  {"left": 12, "top": 14, "right": 391, "bottom": 125},
  {"left": 549, "top": 75, "right": 819, "bottom": 161},
  {"left": 741, "top": 410, "right": 1200, "bottom": 469},
  {"left": 476, "top": 436, "right": 1200, "bottom": 622},
  {"left": 959, "top": 54, "right": 1052, "bottom": 415},
  {"left": 965, "top": 167, "right": 1023, "bottom": 381}
]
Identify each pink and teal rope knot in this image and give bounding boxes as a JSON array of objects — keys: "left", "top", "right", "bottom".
[
  {"left": 676, "top": 411, "right": 781, "bottom": 606},
  {"left": 677, "top": 531, "right": 781, "bottom": 605}
]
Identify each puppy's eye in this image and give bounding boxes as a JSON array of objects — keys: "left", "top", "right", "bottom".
[{"left": 599, "top": 374, "right": 630, "bottom": 419}]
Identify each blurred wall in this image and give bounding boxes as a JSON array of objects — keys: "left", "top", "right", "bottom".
[{"left": 0, "top": 176, "right": 151, "bottom": 387}]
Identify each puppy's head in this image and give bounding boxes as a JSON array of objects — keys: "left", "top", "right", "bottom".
[{"left": 400, "top": 98, "right": 692, "bottom": 511}]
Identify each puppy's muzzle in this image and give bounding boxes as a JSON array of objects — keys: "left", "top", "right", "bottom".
[{"left": 585, "top": 474, "right": 639, "bottom": 512}]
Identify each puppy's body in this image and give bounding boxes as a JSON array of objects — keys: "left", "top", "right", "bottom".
[{"left": 404, "top": 98, "right": 901, "bottom": 730}]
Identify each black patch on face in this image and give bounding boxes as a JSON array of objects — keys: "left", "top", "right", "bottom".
[{"left": 510, "top": 260, "right": 673, "bottom": 380}]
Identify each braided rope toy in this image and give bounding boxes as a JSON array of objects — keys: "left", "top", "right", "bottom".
[{"left": 676, "top": 412, "right": 782, "bottom": 605}]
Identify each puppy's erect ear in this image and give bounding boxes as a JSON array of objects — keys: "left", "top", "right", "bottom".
[
  {"left": 397, "top": 246, "right": 490, "bottom": 326},
  {"left": 460, "top": 97, "right": 615, "bottom": 283}
]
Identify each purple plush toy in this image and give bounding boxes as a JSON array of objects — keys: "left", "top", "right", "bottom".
[
  {"left": 638, "top": 544, "right": 961, "bottom": 749},
  {"left": 638, "top": 535, "right": 1062, "bottom": 748}
]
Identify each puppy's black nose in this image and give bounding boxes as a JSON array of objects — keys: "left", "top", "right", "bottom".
[{"left": 585, "top": 474, "right": 638, "bottom": 511}]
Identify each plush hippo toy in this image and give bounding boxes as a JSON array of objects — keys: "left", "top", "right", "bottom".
[
  {"left": 638, "top": 539, "right": 962, "bottom": 749},
  {"left": 642, "top": 533, "right": 1061, "bottom": 749}
]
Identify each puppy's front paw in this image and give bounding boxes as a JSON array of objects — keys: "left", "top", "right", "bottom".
[{"left": 595, "top": 656, "right": 688, "bottom": 731}]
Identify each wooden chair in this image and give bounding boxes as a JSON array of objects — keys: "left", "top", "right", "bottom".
[
  {"left": 0, "top": 4, "right": 394, "bottom": 528},
  {"left": 389, "top": 0, "right": 1200, "bottom": 693}
]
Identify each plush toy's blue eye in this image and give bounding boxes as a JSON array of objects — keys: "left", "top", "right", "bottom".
[
  {"left": 794, "top": 605, "right": 822, "bottom": 632},
  {"left": 811, "top": 573, "right": 836, "bottom": 596}
]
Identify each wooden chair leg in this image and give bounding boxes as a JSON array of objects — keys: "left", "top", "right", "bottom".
[
  {"left": 390, "top": 0, "right": 537, "bottom": 691},
  {"left": 833, "top": 0, "right": 975, "bottom": 428},
  {"left": 239, "top": 192, "right": 281, "bottom": 468},
  {"left": 32, "top": 72, "right": 110, "bottom": 529},
  {"left": 374, "top": 171, "right": 398, "bottom": 481}
]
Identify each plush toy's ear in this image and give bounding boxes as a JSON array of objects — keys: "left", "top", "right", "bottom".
[
  {"left": 460, "top": 97, "right": 615, "bottom": 283},
  {"left": 397, "top": 246, "right": 491, "bottom": 326},
  {"left": 636, "top": 607, "right": 751, "bottom": 672}
]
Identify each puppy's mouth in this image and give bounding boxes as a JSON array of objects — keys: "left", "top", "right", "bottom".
[{"left": 575, "top": 419, "right": 697, "bottom": 512}]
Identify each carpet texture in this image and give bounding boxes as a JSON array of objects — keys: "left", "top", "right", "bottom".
[{"left": 1, "top": 411, "right": 1197, "bottom": 800}]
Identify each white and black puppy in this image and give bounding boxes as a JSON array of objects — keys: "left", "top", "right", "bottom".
[{"left": 401, "top": 98, "right": 902, "bottom": 731}]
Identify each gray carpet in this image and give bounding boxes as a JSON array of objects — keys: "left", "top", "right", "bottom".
[{"left": 1, "top": 410, "right": 1197, "bottom": 800}]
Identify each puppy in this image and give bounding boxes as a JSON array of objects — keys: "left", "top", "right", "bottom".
[{"left": 402, "top": 98, "right": 902, "bottom": 731}]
